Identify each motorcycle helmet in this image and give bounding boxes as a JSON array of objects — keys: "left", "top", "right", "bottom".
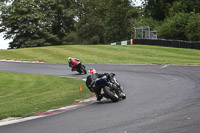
[
  {"left": 88, "top": 68, "right": 96, "bottom": 75},
  {"left": 68, "top": 57, "right": 72, "bottom": 62}
]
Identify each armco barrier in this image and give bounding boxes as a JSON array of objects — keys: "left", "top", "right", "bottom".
[
  {"left": 133, "top": 39, "right": 200, "bottom": 50},
  {"left": 111, "top": 39, "right": 133, "bottom": 45}
]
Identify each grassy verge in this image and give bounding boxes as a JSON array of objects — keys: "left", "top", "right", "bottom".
[
  {"left": 0, "top": 45, "right": 200, "bottom": 65},
  {"left": 0, "top": 71, "right": 92, "bottom": 120}
]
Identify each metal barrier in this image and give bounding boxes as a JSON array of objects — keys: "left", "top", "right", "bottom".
[
  {"left": 110, "top": 39, "right": 134, "bottom": 45},
  {"left": 133, "top": 39, "right": 200, "bottom": 50}
]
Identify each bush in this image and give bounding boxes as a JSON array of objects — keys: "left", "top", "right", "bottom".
[
  {"left": 185, "top": 13, "right": 200, "bottom": 41},
  {"left": 156, "top": 12, "right": 190, "bottom": 40},
  {"left": 156, "top": 12, "right": 200, "bottom": 41},
  {"left": 62, "top": 31, "right": 78, "bottom": 45}
]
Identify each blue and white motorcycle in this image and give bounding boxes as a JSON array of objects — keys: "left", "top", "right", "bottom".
[{"left": 95, "top": 73, "right": 126, "bottom": 102}]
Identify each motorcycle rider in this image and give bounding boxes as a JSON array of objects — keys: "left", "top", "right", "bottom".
[
  {"left": 68, "top": 57, "right": 80, "bottom": 71},
  {"left": 86, "top": 68, "right": 109, "bottom": 101}
]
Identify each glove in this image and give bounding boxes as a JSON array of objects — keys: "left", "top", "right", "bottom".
[
  {"left": 104, "top": 73, "right": 109, "bottom": 77},
  {"left": 111, "top": 73, "right": 115, "bottom": 77}
]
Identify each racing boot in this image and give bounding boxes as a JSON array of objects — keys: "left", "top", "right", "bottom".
[{"left": 96, "top": 94, "right": 103, "bottom": 101}]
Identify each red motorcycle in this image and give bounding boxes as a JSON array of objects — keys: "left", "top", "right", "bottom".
[{"left": 68, "top": 57, "right": 87, "bottom": 74}]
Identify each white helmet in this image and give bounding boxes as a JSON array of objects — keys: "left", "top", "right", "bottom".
[
  {"left": 88, "top": 68, "right": 96, "bottom": 75},
  {"left": 68, "top": 57, "right": 72, "bottom": 62}
]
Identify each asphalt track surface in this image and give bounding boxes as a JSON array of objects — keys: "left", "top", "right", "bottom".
[{"left": 0, "top": 62, "right": 200, "bottom": 133}]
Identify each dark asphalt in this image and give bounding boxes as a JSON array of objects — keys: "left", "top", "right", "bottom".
[{"left": 0, "top": 62, "right": 200, "bottom": 133}]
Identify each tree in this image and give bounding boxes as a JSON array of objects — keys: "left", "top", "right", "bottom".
[
  {"left": 45, "top": 0, "right": 76, "bottom": 45},
  {"left": 144, "top": 0, "right": 174, "bottom": 20},
  {"left": 104, "top": 0, "right": 134, "bottom": 43},
  {"left": 168, "top": 0, "right": 200, "bottom": 16},
  {"left": 1, "top": 0, "right": 142, "bottom": 47},
  {"left": 185, "top": 13, "right": 200, "bottom": 41},
  {"left": 0, "top": 0, "right": 75, "bottom": 48},
  {"left": 142, "top": 0, "right": 200, "bottom": 41},
  {"left": 75, "top": 0, "right": 137, "bottom": 44},
  {"left": 74, "top": 0, "right": 107, "bottom": 44},
  {"left": 144, "top": 0, "right": 200, "bottom": 20}
]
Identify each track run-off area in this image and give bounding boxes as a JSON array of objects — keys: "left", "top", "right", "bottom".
[{"left": 0, "top": 61, "right": 200, "bottom": 133}]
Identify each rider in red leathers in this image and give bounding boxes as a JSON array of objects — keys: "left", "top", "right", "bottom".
[{"left": 68, "top": 57, "right": 80, "bottom": 71}]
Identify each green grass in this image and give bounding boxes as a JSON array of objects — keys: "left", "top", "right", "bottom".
[
  {"left": 0, "top": 71, "right": 92, "bottom": 120},
  {"left": 0, "top": 45, "right": 200, "bottom": 65}
]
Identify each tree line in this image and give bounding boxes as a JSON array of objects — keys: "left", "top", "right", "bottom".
[{"left": 0, "top": 0, "right": 200, "bottom": 48}]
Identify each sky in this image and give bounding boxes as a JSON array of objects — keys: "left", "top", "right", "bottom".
[
  {"left": 0, "top": 0, "right": 143, "bottom": 50},
  {"left": 0, "top": 33, "right": 11, "bottom": 50},
  {"left": 0, "top": 1, "right": 12, "bottom": 50},
  {"left": 133, "top": 0, "right": 144, "bottom": 6}
]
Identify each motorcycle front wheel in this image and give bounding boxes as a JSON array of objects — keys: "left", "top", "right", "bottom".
[{"left": 103, "top": 86, "right": 119, "bottom": 102}]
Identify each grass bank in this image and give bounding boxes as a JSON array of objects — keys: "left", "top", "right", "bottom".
[
  {"left": 0, "top": 45, "right": 200, "bottom": 65},
  {"left": 0, "top": 71, "right": 91, "bottom": 120}
]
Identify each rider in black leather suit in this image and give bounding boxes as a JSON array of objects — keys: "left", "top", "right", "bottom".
[{"left": 86, "top": 68, "right": 108, "bottom": 101}]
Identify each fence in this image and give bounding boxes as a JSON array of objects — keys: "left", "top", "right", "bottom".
[
  {"left": 110, "top": 39, "right": 133, "bottom": 45},
  {"left": 133, "top": 39, "right": 200, "bottom": 50}
]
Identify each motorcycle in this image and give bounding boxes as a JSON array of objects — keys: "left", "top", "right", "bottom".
[{"left": 95, "top": 73, "right": 126, "bottom": 102}]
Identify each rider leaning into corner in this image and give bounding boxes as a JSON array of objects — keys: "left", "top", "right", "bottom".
[
  {"left": 86, "top": 68, "right": 126, "bottom": 101},
  {"left": 86, "top": 68, "right": 108, "bottom": 101},
  {"left": 68, "top": 57, "right": 80, "bottom": 71}
]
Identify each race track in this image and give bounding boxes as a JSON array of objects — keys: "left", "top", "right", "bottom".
[{"left": 0, "top": 62, "right": 200, "bottom": 133}]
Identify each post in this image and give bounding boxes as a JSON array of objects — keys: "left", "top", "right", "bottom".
[{"left": 131, "top": 39, "right": 134, "bottom": 45}]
